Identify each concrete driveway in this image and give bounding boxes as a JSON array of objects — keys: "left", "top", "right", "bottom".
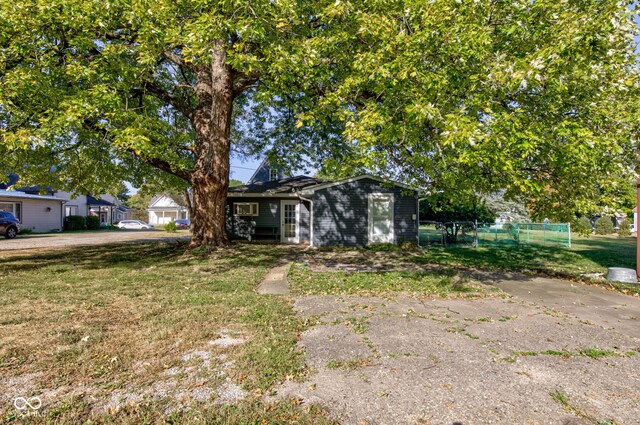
[
  {"left": 276, "top": 275, "right": 640, "bottom": 424},
  {"left": 0, "top": 230, "right": 190, "bottom": 251}
]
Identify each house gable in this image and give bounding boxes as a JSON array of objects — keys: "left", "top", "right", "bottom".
[
  {"left": 148, "top": 195, "right": 183, "bottom": 209},
  {"left": 248, "top": 159, "right": 289, "bottom": 184},
  {"left": 310, "top": 177, "right": 419, "bottom": 247}
]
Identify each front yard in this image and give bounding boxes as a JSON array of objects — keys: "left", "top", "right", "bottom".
[
  {"left": 0, "top": 243, "right": 332, "bottom": 423},
  {"left": 1, "top": 235, "right": 638, "bottom": 423}
]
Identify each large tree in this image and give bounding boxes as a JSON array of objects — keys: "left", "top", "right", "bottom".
[
  {"left": 298, "top": 0, "right": 640, "bottom": 219},
  {"left": 0, "top": 0, "right": 325, "bottom": 247},
  {"left": 1, "top": 0, "right": 638, "bottom": 247}
]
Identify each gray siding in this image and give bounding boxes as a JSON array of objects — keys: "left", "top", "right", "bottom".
[
  {"left": 299, "top": 201, "right": 310, "bottom": 243},
  {"left": 226, "top": 197, "right": 310, "bottom": 243},
  {"left": 312, "top": 178, "right": 418, "bottom": 246}
]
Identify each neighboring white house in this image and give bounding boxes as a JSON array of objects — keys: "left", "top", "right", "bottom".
[
  {"left": 0, "top": 189, "right": 65, "bottom": 233},
  {"left": 54, "top": 192, "right": 133, "bottom": 225},
  {"left": 148, "top": 195, "right": 189, "bottom": 225},
  {"left": 633, "top": 207, "right": 637, "bottom": 232}
]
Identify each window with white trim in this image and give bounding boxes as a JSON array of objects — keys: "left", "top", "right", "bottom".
[
  {"left": 234, "top": 202, "right": 259, "bottom": 216},
  {"left": 0, "top": 202, "right": 21, "bottom": 221},
  {"left": 269, "top": 168, "right": 279, "bottom": 181},
  {"left": 65, "top": 205, "right": 78, "bottom": 217}
]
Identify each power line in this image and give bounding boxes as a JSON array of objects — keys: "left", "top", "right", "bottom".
[{"left": 230, "top": 165, "right": 256, "bottom": 171}]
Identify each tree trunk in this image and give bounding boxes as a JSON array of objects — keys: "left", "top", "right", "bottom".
[{"left": 189, "top": 45, "right": 234, "bottom": 248}]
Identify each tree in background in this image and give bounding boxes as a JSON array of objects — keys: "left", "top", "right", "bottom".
[
  {"left": 1, "top": 0, "right": 638, "bottom": 247},
  {"left": 420, "top": 193, "right": 495, "bottom": 223},
  {"left": 483, "top": 190, "right": 530, "bottom": 222},
  {"left": 572, "top": 216, "right": 593, "bottom": 238},
  {"left": 595, "top": 216, "right": 615, "bottom": 235}
]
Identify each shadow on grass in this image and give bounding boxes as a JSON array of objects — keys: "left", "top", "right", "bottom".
[
  {"left": 415, "top": 236, "right": 636, "bottom": 273},
  {"left": 0, "top": 240, "right": 302, "bottom": 275}
]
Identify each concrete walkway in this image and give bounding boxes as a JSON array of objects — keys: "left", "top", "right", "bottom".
[
  {"left": 471, "top": 269, "right": 640, "bottom": 340},
  {"left": 256, "top": 262, "right": 291, "bottom": 295}
]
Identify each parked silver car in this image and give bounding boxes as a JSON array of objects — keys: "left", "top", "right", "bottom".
[{"left": 117, "top": 220, "right": 152, "bottom": 230}]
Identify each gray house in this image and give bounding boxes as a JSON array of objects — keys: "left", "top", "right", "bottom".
[{"left": 227, "top": 160, "right": 420, "bottom": 246}]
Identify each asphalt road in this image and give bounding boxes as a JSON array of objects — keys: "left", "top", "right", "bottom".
[{"left": 0, "top": 230, "right": 191, "bottom": 251}]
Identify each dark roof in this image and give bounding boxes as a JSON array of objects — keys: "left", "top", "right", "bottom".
[
  {"left": 0, "top": 173, "right": 54, "bottom": 195},
  {"left": 228, "top": 176, "right": 325, "bottom": 195},
  {"left": 87, "top": 195, "right": 115, "bottom": 206},
  {"left": 0, "top": 173, "right": 19, "bottom": 189}
]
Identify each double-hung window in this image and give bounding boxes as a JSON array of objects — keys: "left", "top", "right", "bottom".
[
  {"left": 65, "top": 205, "right": 78, "bottom": 217},
  {"left": 0, "top": 202, "right": 21, "bottom": 221},
  {"left": 269, "top": 168, "right": 279, "bottom": 181}
]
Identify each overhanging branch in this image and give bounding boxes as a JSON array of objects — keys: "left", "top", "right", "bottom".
[{"left": 142, "top": 80, "right": 194, "bottom": 119}]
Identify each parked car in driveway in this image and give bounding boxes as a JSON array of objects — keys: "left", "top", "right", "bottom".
[
  {"left": 117, "top": 220, "right": 153, "bottom": 230},
  {"left": 174, "top": 219, "right": 191, "bottom": 229},
  {"left": 0, "top": 211, "right": 20, "bottom": 239}
]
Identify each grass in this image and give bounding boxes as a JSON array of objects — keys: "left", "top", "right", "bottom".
[
  {"left": 0, "top": 242, "right": 333, "bottom": 423},
  {"left": 288, "top": 263, "right": 497, "bottom": 297},
  {"left": 412, "top": 234, "right": 640, "bottom": 296},
  {"left": 325, "top": 357, "right": 373, "bottom": 371}
]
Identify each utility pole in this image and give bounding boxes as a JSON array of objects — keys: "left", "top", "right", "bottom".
[{"left": 637, "top": 177, "right": 640, "bottom": 277}]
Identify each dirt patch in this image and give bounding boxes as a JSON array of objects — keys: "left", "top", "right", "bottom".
[
  {"left": 1, "top": 330, "right": 248, "bottom": 417},
  {"left": 275, "top": 295, "right": 640, "bottom": 424}
]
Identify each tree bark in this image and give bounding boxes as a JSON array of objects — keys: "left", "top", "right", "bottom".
[{"left": 189, "top": 44, "right": 234, "bottom": 248}]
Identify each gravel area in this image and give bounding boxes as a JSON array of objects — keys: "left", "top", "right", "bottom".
[
  {"left": 276, "top": 294, "right": 640, "bottom": 425},
  {"left": 0, "top": 230, "right": 190, "bottom": 251}
]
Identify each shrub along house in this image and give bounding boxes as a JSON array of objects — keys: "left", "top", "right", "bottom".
[{"left": 226, "top": 160, "right": 420, "bottom": 246}]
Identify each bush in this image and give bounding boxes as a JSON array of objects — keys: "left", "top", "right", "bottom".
[
  {"left": 618, "top": 218, "right": 631, "bottom": 238},
  {"left": 573, "top": 217, "right": 592, "bottom": 237},
  {"left": 64, "top": 215, "right": 86, "bottom": 231},
  {"left": 85, "top": 216, "right": 100, "bottom": 230},
  {"left": 18, "top": 228, "right": 33, "bottom": 235},
  {"left": 164, "top": 220, "right": 178, "bottom": 233},
  {"left": 595, "top": 216, "right": 614, "bottom": 235}
]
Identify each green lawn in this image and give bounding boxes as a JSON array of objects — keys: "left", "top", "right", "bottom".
[
  {"left": 412, "top": 234, "right": 639, "bottom": 295},
  {"left": 0, "top": 242, "right": 334, "bottom": 424},
  {"left": 289, "top": 263, "right": 498, "bottom": 298},
  {"left": 1, "top": 234, "right": 637, "bottom": 422}
]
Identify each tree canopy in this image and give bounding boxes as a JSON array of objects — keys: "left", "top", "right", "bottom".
[{"left": 1, "top": 0, "right": 638, "bottom": 245}]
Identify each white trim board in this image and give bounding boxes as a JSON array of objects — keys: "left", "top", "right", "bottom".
[
  {"left": 227, "top": 192, "right": 299, "bottom": 198},
  {"left": 0, "top": 190, "right": 65, "bottom": 202}
]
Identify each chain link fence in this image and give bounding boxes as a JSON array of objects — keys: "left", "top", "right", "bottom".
[{"left": 419, "top": 221, "right": 571, "bottom": 248}]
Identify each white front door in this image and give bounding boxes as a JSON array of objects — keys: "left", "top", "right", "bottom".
[
  {"left": 280, "top": 200, "right": 300, "bottom": 243},
  {"left": 368, "top": 194, "right": 394, "bottom": 244}
]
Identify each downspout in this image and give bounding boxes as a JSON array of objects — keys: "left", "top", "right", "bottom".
[
  {"left": 60, "top": 201, "right": 66, "bottom": 232},
  {"left": 297, "top": 192, "right": 313, "bottom": 246}
]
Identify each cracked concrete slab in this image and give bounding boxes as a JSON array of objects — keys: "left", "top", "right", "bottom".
[{"left": 275, "top": 295, "right": 640, "bottom": 425}]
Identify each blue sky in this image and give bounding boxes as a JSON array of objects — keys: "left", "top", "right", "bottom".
[{"left": 229, "top": 156, "right": 263, "bottom": 183}]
